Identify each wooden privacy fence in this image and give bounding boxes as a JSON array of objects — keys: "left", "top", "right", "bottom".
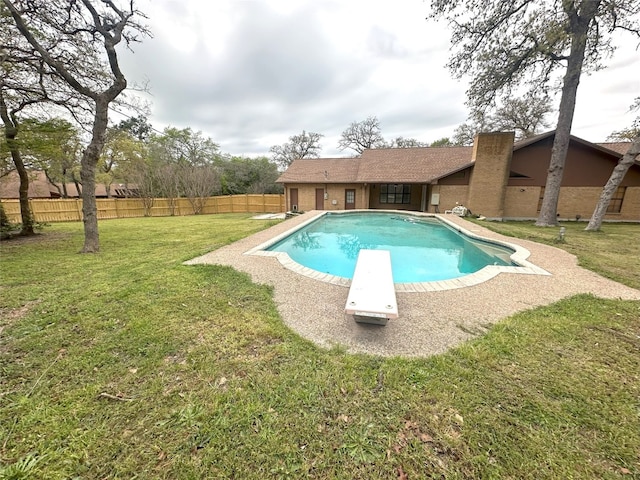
[{"left": 1, "top": 194, "right": 285, "bottom": 223}]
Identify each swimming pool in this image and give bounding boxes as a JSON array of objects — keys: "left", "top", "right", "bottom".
[{"left": 263, "top": 212, "right": 517, "bottom": 283}]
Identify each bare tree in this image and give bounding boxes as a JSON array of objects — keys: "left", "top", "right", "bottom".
[
  {"left": 179, "top": 165, "right": 220, "bottom": 215},
  {"left": 429, "top": 0, "right": 640, "bottom": 227},
  {"left": 270, "top": 130, "right": 323, "bottom": 169},
  {"left": 338, "top": 116, "right": 386, "bottom": 155},
  {"left": 4, "top": 0, "right": 150, "bottom": 252},
  {"left": 155, "top": 163, "right": 181, "bottom": 215}
]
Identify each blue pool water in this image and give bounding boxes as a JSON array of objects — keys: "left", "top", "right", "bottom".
[{"left": 266, "top": 212, "right": 516, "bottom": 283}]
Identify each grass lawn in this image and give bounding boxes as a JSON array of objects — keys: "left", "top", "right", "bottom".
[
  {"left": 1, "top": 214, "right": 639, "bottom": 479},
  {"left": 472, "top": 220, "right": 640, "bottom": 290}
]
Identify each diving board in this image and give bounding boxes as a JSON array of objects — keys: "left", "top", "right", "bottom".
[{"left": 345, "top": 249, "right": 398, "bottom": 325}]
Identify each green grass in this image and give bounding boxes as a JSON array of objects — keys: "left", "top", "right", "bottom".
[
  {"left": 471, "top": 220, "right": 640, "bottom": 290},
  {"left": 1, "top": 215, "right": 639, "bottom": 479}
]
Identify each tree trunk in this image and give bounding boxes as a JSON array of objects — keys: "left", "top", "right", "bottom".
[
  {"left": 13, "top": 147, "right": 34, "bottom": 236},
  {"left": 585, "top": 137, "right": 640, "bottom": 231},
  {"left": 536, "top": 2, "right": 600, "bottom": 227},
  {"left": 80, "top": 100, "right": 110, "bottom": 253},
  {"left": 0, "top": 94, "right": 34, "bottom": 235}
]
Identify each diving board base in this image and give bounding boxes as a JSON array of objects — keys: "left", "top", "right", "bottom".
[
  {"left": 353, "top": 312, "right": 389, "bottom": 326},
  {"left": 345, "top": 249, "right": 398, "bottom": 326}
]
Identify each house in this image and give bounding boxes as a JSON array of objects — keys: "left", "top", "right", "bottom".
[
  {"left": 0, "top": 170, "right": 134, "bottom": 199},
  {"left": 277, "top": 131, "right": 640, "bottom": 222},
  {"left": 0, "top": 170, "right": 56, "bottom": 199}
]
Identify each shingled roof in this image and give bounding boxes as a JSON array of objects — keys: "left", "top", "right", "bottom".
[
  {"left": 596, "top": 142, "right": 630, "bottom": 156},
  {"left": 276, "top": 158, "right": 361, "bottom": 183},
  {"left": 276, "top": 146, "right": 474, "bottom": 184},
  {"left": 277, "top": 131, "right": 634, "bottom": 185},
  {"left": 358, "top": 146, "right": 473, "bottom": 182}
]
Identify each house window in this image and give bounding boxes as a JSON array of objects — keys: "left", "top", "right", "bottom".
[
  {"left": 346, "top": 190, "right": 355, "bottom": 204},
  {"left": 607, "top": 186, "right": 626, "bottom": 214},
  {"left": 380, "top": 184, "right": 411, "bottom": 204}
]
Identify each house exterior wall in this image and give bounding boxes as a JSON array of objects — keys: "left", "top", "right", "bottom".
[
  {"left": 619, "top": 187, "right": 640, "bottom": 220},
  {"left": 503, "top": 186, "right": 541, "bottom": 218},
  {"left": 285, "top": 183, "right": 368, "bottom": 211},
  {"left": 557, "top": 186, "right": 640, "bottom": 221},
  {"left": 428, "top": 185, "right": 469, "bottom": 213},
  {"left": 509, "top": 137, "right": 640, "bottom": 187},
  {"left": 503, "top": 186, "right": 640, "bottom": 221}
]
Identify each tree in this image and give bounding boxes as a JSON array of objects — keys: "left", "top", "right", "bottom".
[
  {"left": 0, "top": 84, "right": 34, "bottom": 235},
  {"left": 387, "top": 136, "right": 428, "bottom": 148},
  {"left": 219, "top": 156, "right": 281, "bottom": 194},
  {"left": 586, "top": 98, "right": 640, "bottom": 231},
  {"left": 149, "top": 127, "right": 220, "bottom": 167},
  {"left": 453, "top": 94, "right": 553, "bottom": 145},
  {"left": 98, "top": 127, "right": 146, "bottom": 197},
  {"left": 270, "top": 130, "right": 323, "bottom": 169},
  {"left": 14, "top": 118, "right": 83, "bottom": 198},
  {"left": 452, "top": 122, "right": 477, "bottom": 146},
  {"left": 116, "top": 114, "right": 152, "bottom": 141},
  {"left": 0, "top": 7, "right": 61, "bottom": 235},
  {"left": 338, "top": 116, "right": 386, "bottom": 155},
  {"left": 4, "top": 0, "right": 149, "bottom": 252},
  {"left": 608, "top": 113, "right": 640, "bottom": 142},
  {"left": 491, "top": 95, "right": 552, "bottom": 139},
  {"left": 429, "top": 137, "right": 453, "bottom": 147},
  {"left": 178, "top": 164, "right": 220, "bottom": 214},
  {"left": 429, "top": 0, "right": 640, "bottom": 227},
  {"left": 584, "top": 137, "right": 639, "bottom": 231}
]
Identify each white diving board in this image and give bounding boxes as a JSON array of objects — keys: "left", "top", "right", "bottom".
[{"left": 345, "top": 249, "right": 398, "bottom": 325}]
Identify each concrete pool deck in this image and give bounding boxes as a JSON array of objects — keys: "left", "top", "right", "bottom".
[{"left": 185, "top": 211, "right": 640, "bottom": 358}]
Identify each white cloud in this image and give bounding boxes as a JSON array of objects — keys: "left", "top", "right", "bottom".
[{"left": 118, "top": 0, "right": 639, "bottom": 157}]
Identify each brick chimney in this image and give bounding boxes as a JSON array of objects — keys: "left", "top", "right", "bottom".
[{"left": 466, "top": 132, "right": 515, "bottom": 219}]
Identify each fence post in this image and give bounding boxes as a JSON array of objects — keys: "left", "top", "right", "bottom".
[{"left": 76, "top": 199, "right": 82, "bottom": 221}]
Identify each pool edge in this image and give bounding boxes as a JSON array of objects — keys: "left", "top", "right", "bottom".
[{"left": 245, "top": 210, "right": 551, "bottom": 292}]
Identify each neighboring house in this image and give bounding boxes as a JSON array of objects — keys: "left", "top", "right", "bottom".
[
  {"left": 0, "top": 170, "right": 134, "bottom": 199},
  {"left": 0, "top": 170, "right": 55, "bottom": 199},
  {"left": 277, "top": 131, "right": 640, "bottom": 222}
]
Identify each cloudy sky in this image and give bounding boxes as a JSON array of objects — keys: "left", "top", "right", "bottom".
[{"left": 118, "top": 0, "right": 640, "bottom": 158}]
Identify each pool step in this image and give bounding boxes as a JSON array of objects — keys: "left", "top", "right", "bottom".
[{"left": 345, "top": 249, "right": 398, "bottom": 325}]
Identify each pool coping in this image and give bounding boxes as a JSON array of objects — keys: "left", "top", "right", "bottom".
[{"left": 244, "top": 210, "right": 550, "bottom": 292}]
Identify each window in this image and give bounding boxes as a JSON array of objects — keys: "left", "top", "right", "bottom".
[
  {"left": 380, "top": 184, "right": 411, "bottom": 204},
  {"left": 346, "top": 190, "right": 355, "bottom": 203},
  {"left": 607, "top": 186, "right": 626, "bottom": 214}
]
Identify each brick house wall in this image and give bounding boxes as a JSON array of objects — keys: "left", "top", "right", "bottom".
[{"left": 285, "top": 183, "right": 370, "bottom": 211}]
